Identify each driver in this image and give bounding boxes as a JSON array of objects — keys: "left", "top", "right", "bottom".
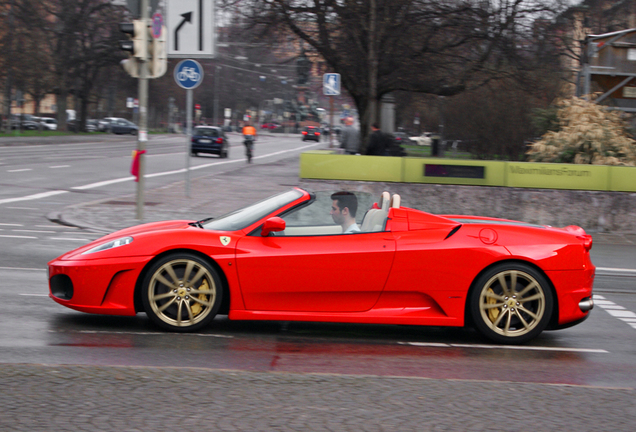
[{"left": 330, "top": 191, "right": 360, "bottom": 233}]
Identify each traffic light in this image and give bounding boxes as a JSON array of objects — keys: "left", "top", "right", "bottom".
[
  {"left": 119, "top": 20, "right": 147, "bottom": 60},
  {"left": 148, "top": 25, "right": 167, "bottom": 78},
  {"left": 119, "top": 20, "right": 166, "bottom": 79}
]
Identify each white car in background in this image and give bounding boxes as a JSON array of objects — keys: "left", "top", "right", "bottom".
[
  {"left": 410, "top": 132, "right": 432, "bottom": 146},
  {"left": 40, "top": 117, "right": 58, "bottom": 131}
]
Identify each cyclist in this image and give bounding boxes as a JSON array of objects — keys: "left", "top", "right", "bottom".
[
  {"left": 242, "top": 123, "right": 257, "bottom": 163},
  {"left": 242, "top": 123, "right": 256, "bottom": 138}
]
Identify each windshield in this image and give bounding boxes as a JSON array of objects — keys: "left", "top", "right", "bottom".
[
  {"left": 202, "top": 189, "right": 304, "bottom": 231},
  {"left": 194, "top": 127, "right": 219, "bottom": 137}
]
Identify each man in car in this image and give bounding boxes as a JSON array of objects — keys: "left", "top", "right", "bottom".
[{"left": 330, "top": 191, "right": 360, "bottom": 233}]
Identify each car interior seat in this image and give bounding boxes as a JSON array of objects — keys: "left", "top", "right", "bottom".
[
  {"left": 390, "top": 194, "right": 401, "bottom": 208},
  {"left": 361, "top": 192, "right": 390, "bottom": 232}
]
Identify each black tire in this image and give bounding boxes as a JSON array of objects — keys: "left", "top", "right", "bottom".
[
  {"left": 221, "top": 148, "right": 228, "bottom": 158},
  {"left": 130, "top": 129, "right": 137, "bottom": 135},
  {"left": 191, "top": 151, "right": 198, "bottom": 157},
  {"left": 141, "top": 253, "right": 223, "bottom": 332},
  {"left": 469, "top": 262, "right": 553, "bottom": 344}
]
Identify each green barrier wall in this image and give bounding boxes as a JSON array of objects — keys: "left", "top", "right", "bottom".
[{"left": 299, "top": 151, "right": 636, "bottom": 192}]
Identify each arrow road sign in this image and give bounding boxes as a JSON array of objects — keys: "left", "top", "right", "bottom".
[
  {"left": 174, "top": 12, "right": 192, "bottom": 51},
  {"left": 166, "top": 0, "right": 215, "bottom": 58},
  {"left": 323, "top": 73, "right": 341, "bottom": 96}
]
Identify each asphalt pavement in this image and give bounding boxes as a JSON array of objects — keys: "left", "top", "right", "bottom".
[{"left": 4, "top": 151, "right": 633, "bottom": 431}]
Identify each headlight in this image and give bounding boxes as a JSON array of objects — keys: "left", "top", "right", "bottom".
[{"left": 82, "top": 236, "right": 133, "bottom": 255}]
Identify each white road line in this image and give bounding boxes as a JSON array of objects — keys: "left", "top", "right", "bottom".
[
  {"left": 593, "top": 295, "right": 636, "bottom": 329},
  {"left": 48, "top": 329, "right": 233, "bottom": 338},
  {"left": 596, "top": 267, "right": 636, "bottom": 274},
  {"left": 0, "top": 223, "right": 23, "bottom": 226},
  {"left": 399, "top": 342, "right": 608, "bottom": 353},
  {"left": 49, "top": 237, "right": 91, "bottom": 242},
  {"left": 0, "top": 190, "right": 67, "bottom": 205},
  {"left": 0, "top": 234, "right": 38, "bottom": 239},
  {"left": 0, "top": 266, "right": 46, "bottom": 271},
  {"left": 49, "top": 165, "right": 70, "bottom": 169},
  {"left": 19, "top": 293, "right": 49, "bottom": 297},
  {"left": 7, "top": 168, "right": 32, "bottom": 172},
  {"left": 12, "top": 229, "right": 56, "bottom": 234}
]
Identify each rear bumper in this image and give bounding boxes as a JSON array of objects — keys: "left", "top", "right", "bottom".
[{"left": 545, "top": 266, "right": 595, "bottom": 328}]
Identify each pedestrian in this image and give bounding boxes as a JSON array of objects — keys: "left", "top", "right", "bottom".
[
  {"left": 365, "top": 123, "right": 388, "bottom": 156},
  {"left": 339, "top": 117, "right": 360, "bottom": 155}
]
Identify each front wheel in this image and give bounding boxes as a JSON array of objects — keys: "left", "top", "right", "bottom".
[
  {"left": 141, "top": 253, "right": 223, "bottom": 332},
  {"left": 469, "top": 263, "right": 553, "bottom": 344}
]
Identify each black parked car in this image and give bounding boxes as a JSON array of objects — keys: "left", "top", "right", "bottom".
[
  {"left": 190, "top": 126, "right": 229, "bottom": 158},
  {"left": 301, "top": 126, "right": 321, "bottom": 142}
]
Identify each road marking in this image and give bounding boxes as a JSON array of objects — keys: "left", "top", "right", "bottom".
[
  {"left": 597, "top": 267, "right": 636, "bottom": 274},
  {"left": 0, "top": 142, "right": 323, "bottom": 203},
  {"left": 0, "top": 190, "right": 67, "bottom": 205},
  {"left": 49, "top": 237, "right": 91, "bottom": 242},
  {"left": 19, "top": 293, "right": 48, "bottom": 297},
  {"left": 48, "top": 329, "right": 233, "bottom": 338},
  {"left": 0, "top": 266, "right": 46, "bottom": 271},
  {"left": 13, "top": 229, "right": 56, "bottom": 234},
  {"left": 399, "top": 342, "right": 608, "bottom": 353},
  {"left": 0, "top": 223, "right": 22, "bottom": 226},
  {"left": 49, "top": 165, "right": 70, "bottom": 169},
  {"left": 593, "top": 295, "right": 636, "bottom": 329},
  {"left": 7, "top": 168, "right": 32, "bottom": 172},
  {"left": 0, "top": 234, "right": 38, "bottom": 239}
]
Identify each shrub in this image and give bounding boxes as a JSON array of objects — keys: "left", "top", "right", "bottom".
[{"left": 526, "top": 97, "right": 636, "bottom": 166}]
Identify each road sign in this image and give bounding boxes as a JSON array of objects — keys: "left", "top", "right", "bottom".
[
  {"left": 174, "top": 59, "right": 204, "bottom": 89},
  {"left": 152, "top": 13, "right": 163, "bottom": 39},
  {"left": 166, "top": 0, "right": 215, "bottom": 58},
  {"left": 323, "top": 73, "right": 341, "bottom": 96}
]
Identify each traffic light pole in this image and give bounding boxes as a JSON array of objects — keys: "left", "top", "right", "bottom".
[{"left": 136, "top": 0, "right": 150, "bottom": 220}]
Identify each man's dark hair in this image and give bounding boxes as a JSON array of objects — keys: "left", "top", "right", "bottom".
[
  {"left": 372, "top": 123, "right": 380, "bottom": 129},
  {"left": 331, "top": 191, "right": 358, "bottom": 217}
]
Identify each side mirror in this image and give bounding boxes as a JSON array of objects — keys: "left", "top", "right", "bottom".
[{"left": 261, "top": 217, "right": 286, "bottom": 236}]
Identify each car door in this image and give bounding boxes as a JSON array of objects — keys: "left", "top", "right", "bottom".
[{"left": 235, "top": 232, "right": 396, "bottom": 313}]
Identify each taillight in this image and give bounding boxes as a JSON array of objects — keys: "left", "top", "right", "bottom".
[
  {"left": 316, "top": 132, "right": 321, "bottom": 136},
  {"left": 302, "top": 131, "right": 307, "bottom": 135},
  {"left": 216, "top": 138, "right": 223, "bottom": 144},
  {"left": 191, "top": 138, "right": 195, "bottom": 143},
  {"left": 577, "top": 235, "right": 593, "bottom": 252}
]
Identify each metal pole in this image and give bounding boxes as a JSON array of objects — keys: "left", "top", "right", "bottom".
[
  {"left": 136, "top": 0, "right": 150, "bottom": 220},
  {"left": 185, "top": 89, "right": 192, "bottom": 197},
  {"left": 329, "top": 96, "right": 333, "bottom": 148},
  {"left": 213, "top": 65, "right": 220, "bottom": 126}
]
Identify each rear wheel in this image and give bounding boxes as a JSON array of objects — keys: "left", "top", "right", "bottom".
[
  {"left": 142, "top": 253, "right": 222, "bottom": 332},
  {"left": 469, "top": 263, "right": 553, "bottom": 344}
]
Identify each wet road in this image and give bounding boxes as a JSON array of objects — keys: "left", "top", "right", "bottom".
[
  {"left": 2, "top": 265, "right": 635, "bottom": 389},
  {"left": 1, "top": 134, "right": 635, "bottom": 430}
]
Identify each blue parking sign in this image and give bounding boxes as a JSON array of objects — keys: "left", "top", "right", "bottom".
[{"left": 323, "top": 73, "right": 341, "bottom": 96}]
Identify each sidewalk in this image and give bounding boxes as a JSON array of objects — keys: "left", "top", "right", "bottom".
[{"left": 54, "top": 155, "right": 303, "bottom": 233}]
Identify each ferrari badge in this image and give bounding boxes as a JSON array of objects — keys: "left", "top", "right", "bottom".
[{"left": 220, "top": 236, "right": 231, "bottom": 246}]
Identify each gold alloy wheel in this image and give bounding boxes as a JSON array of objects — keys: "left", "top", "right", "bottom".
[
  {"left": 147, "top": 258, "right": 217, "bottom": 328},
  {"left": 478, "top": 270, "right": 546, "bottom": 337}
]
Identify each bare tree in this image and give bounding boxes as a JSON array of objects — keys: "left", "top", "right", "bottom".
[{"left": 226, "top": 0, "right": 566, "bottom": 143}]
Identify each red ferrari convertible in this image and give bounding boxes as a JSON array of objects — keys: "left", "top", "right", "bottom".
[{"left": 48, "top": 188, "right": 595, "bottom": 343}]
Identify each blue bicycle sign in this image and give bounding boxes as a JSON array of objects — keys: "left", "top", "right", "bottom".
[{"left": 174, "top": 59, "right": 204, "bottom": 90}]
